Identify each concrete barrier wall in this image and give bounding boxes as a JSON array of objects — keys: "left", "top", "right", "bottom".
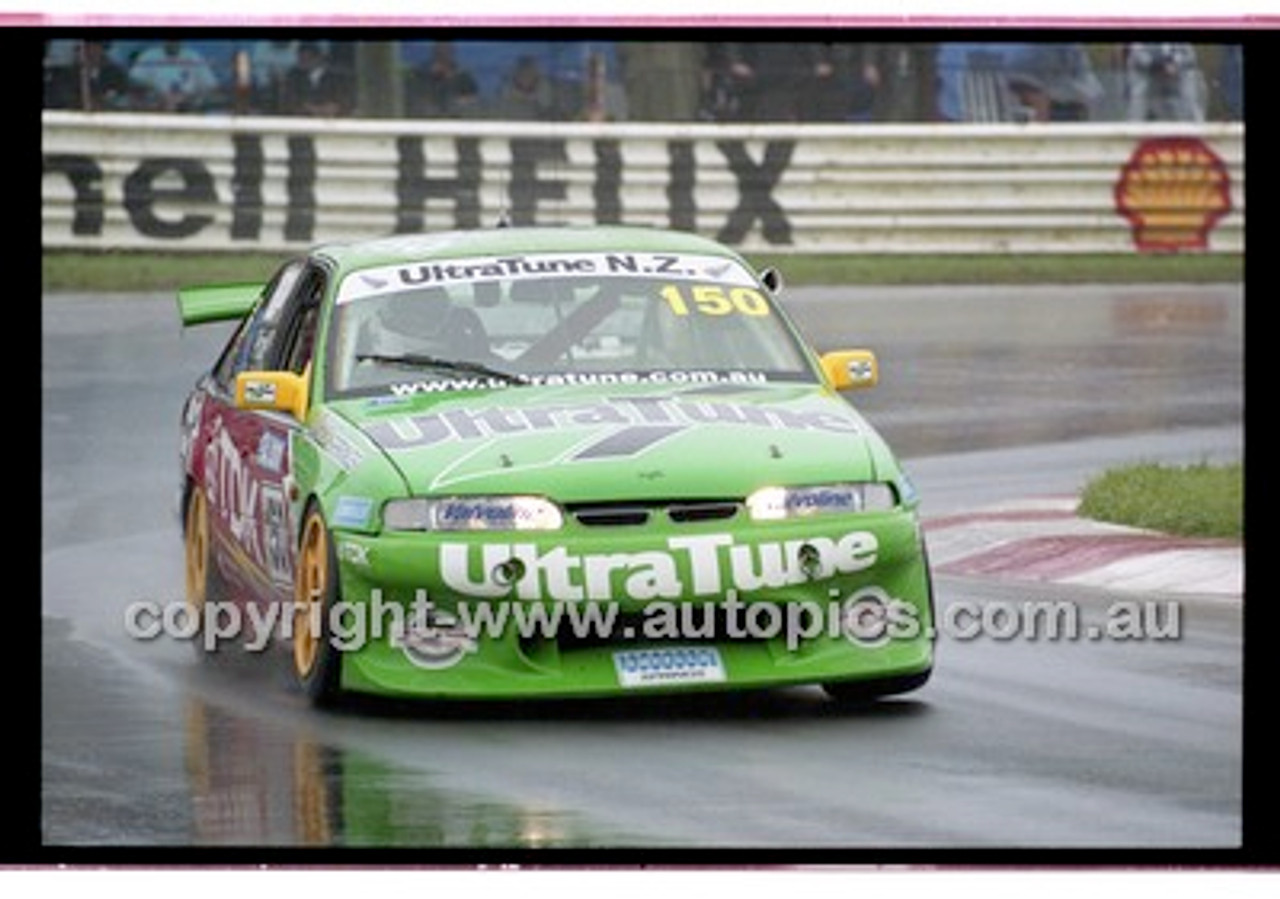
[{"left": 42, "top": 111, "right": 1244, "bottom": 254}]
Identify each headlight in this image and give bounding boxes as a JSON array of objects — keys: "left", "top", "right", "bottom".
[
  {"left": 383, "top": 496, "right": 564, "bottom": 531},
  {"left": 746, "top": 483, "right": 896, "bottom": 521}
]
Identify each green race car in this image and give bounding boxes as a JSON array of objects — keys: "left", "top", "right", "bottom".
[{"left": 178, "top": 225, "right": 934, "bottom": 706}]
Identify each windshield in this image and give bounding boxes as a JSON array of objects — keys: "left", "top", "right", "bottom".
[{"left": 326, "top": 250, "right": 816, "bottom": 398}]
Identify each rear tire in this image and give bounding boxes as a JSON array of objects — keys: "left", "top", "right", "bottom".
[
  {"left": 184, "top": 485, "right": 225, "bottom": 660},
  {"left": 293, "top": 504, "right": 344, "bottom": 707}
]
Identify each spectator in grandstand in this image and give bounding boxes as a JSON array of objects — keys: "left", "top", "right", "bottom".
[
  {"left": 247, "top": 39, "right": 297, "bottom": 114},
  {"left": 706, "top": 42, "right": 820, "bottom": 121},
  {"left": 795, "top": 44, "right": 884, "bottom": 122},
  {"left": 405, "top": 41, "right": 481, "bottom": 118},
  {"left": 865, "top": 43, "right": 932, "bottom": 122},
  {"left": 787, "top": 43, "right": 930, "bottom": 123},
  {"left": 698, "top": 43, "right": 742, "bottom": 121},
  {"left": 1005, "top": 43, "right": 1103, "bottom": 122},
  {"left": 44, "top": 38, "right": 131, "bottom": 111},
  {"left": 1003, "top": 42, "right": 1105, "bottom": 121},
  {"left": 128, "top": 39, "right": 221, "bottom": 112},
  {"left": 933, "top": 42, "right": 1098, "bottom": 123},
  {"left": 1125, "top": 42, "right": 1206, "bottom": 121},
  {"left": 281, "top": 41, "right": 354, "bottom": 117},
  {"left": 796, "top": 44, "right": 852, "bottom": 121},
  {"left": 574, "top": 50, "right": 628, "bottom": 122},
  {"left": 933, "top": 43, "right": 985, "bottom": 121},
  {"left": 617, "top": 42, "right": 703, "bottom": 121},
  {"left": 493, "top": 55, "right": 554, "bottom": 120}
]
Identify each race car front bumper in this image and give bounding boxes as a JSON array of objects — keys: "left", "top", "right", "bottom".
[{"left": 326, "top": 510, "right": 935, "bottom": 700}]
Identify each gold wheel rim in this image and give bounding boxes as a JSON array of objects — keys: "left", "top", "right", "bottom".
[
  {"left": 184, "top": 488, "right": 209, "bottom": 617},
  {"left": 294, "top": 514, "right": 327, "bottom": 679}
]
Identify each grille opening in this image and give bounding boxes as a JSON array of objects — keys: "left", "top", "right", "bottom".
[
  {"left": 568, "top": 503, "right": 651, "bottom": 527},
  {"left": 668, "top": 501, "right": 740, "bottom": 523},
  {"left": 566, "top": 499, "right": 742, "bottom": 527}
]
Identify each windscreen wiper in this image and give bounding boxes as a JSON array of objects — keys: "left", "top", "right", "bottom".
[{"left": 355, "top": 352, "right": 528, "bottom": 385}]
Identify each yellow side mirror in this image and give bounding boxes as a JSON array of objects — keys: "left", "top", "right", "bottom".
[
  {"left": 820, "top": 350, "right": 879, "bottom": 391},
  {"left": 235, "top": 370, "right": 309, "bottom": 421}
]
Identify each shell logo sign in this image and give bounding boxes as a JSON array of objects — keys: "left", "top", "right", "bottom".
[{"left": 1115, "top": 137, "right": 1232, "bottom": 252}]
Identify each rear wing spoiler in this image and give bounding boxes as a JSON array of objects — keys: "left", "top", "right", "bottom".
[{"left": 176, "top": 282, "right": 264, "bottom": 327}]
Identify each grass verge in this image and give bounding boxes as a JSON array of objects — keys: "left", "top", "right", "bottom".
[
  {"left": 42, "top": 250, "right": 1243, "bottom": 293},
  {"left": 1078, "top": 461, "right": 1243, "bottom": 540}
]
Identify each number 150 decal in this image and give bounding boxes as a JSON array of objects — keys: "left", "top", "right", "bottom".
[{"left": 660, "top": 284, "right": 770, "bottom": 317}]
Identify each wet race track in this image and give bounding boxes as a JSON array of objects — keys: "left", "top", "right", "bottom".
[{"left": 42, "top": 283, "right": 1243, "bottom": 850}]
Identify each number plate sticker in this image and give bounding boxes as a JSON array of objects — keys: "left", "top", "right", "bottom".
[{"left": 613, "top": 647, "right": 727, "bottom": 689}]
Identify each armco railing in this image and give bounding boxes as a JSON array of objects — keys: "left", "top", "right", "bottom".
[{"left": 42, "top": 111, "right": 1243, "bottom": 255}]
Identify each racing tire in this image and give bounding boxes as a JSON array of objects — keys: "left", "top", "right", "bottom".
[
  {"left": 293, "top": 504, "right": 344, "bottom": 707},
  {"left": 184, "top": 484, "right": 226, "bottom": 661},
  {"left": 821, "top": 668, "right": 932, "bottom": 705}
]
